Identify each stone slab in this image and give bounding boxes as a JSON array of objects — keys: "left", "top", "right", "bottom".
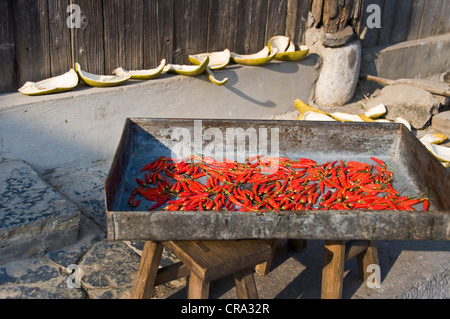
[
  {"left": 432, "top": 111, "right": 450, "bottom": 136},
  {"left": 0, "top": 160, "right": 80, "bottom": 265},
  {"left": 361, "top": 33, "right": 450, "bottom": 81}
]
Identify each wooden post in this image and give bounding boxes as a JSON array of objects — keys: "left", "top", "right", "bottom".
[
  {"left": 255, "top": 239, "right": 278, "bottom": 276},
  {"left": 130, "top": 241, "right": 164, "bottom": 299},
  {"left": 356, "top": 240, "right": 379, "bottom": 282},
  {"left": 321, "top": 240, "right": 346, "bottom": 299},
  {"left": 187, "top": 272, "right": 210, "bottom": 299},
  {"left": 234, "top": 268, "right": 259, "bottom": 299}
]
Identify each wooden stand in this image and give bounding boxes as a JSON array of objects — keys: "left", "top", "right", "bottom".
[
  {"left": 130, "top": 240, "right": 272, "bottom": 299},
  {"left": 321, "top": 240, "right": 379, "bottom": 299}
]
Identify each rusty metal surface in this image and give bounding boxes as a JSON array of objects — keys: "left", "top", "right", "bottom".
[{"left": 105, "top": 118, "right": 450, "bottom": 241}]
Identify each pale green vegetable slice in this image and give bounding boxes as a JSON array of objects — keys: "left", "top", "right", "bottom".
[
  {"left": 75, "top": 62, "right": 131, "bottom": 87},
  {"left": 364, "top": 103, "right": 387, "bottom": 119},
  {"left": 231, "top": 46, "right": 277, "bottom": 66},
  {"left": 267, "top": 36, "right": 290, "bottom": 54},
  {"left": 420, "top": 133, "right": 448, "bottom": 145},
  {"left": 274, "top": 44, "right": 309, "bottom": 62},
  {"left": 204, "top": 68, "right": 228, "bottom": 86},
  {"left": 188, "top": 49, "right": 231, "bottom": 70},
  {"left": 294, "top": 98, "right": 329, "bottom": 116},
  {"left": 424, "top": 142, "right": 450, "bottom": 162},
  {"left": 299, "top": 111, "right": 336, "bottom": 121},
  {"left": 330, "top": 112, "right": 365, "bottom": 122},
  {"left": 113, "top": 59, "right": 166, "bottom": 80},
  {"left": 395, "top": 117, "right": 412, "bottom": 131},
  {"left": 163, "top": 56, "right": 209, "bottom": 76},
  {"left": 268, "top": 36, "right": 309, "bottom": 61},
  {"left": 18, "top": 69, "right": 79, "bottom": 95}
]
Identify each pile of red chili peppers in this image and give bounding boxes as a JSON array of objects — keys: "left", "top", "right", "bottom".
[{"left": 127, "top": 155, "right": 430, "bottom": 212}]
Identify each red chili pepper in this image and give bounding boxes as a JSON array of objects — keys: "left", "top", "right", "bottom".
[
  {"left": 423, "top": 200, "right": 430, "bottom": 211},
  {"left": 370, "top": 157, "right": 386, "bottom": 167},
  {"left": 148, "top": 197, "right": 169, "bottom": 211},
  {"left": 228, "top": 194, "right": 245, "bottom": 207},
  {"left": 136, "top": 178, "right": 146, "bottom": 186}
]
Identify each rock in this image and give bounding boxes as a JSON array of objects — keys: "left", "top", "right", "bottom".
[
  {"left": 432, "top": 111, "right": 450, "bottom": 136},
  {"left": 305, "top": 27, "right": 361, "bottom": 107},
  {"left": 321, "top": 25, "right": 355, "bottom": 48},
  {"left": 365, "top": 84, "right": 441, "bottom": 129}
]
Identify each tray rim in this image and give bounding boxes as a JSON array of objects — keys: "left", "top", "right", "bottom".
[{"left": 104, "top": 118, "right": 450, "bottom": 241}]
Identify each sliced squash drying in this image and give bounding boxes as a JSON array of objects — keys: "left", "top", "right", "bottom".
[
  {"left": 204, "top": 68, "right": 228, "bottom": 86},
  {"left": 188, "top": 49, "right": 230, "bottom": 70},
  {"left": 424, "top": 142, "right": 450, "bottom": 162},
  {"left": 364, "top": 103, "right": 387, "bottom": 119},
  {"left": 163, "top": 56, "right": 209, "bottom": 76},
  {"left": 299, "top": 111, "right": 336, "bottom": 121},
  {"left": 75, "top": 63, "right": 131, "bottom": 87},
  {"left": 267, "top": 35, "right": 309, "bottom": 61},
  {"left": 18, "top": 69, "right": 79, "bottom": 96},
  {"left": 113, "top": 59, "right": 166, "bottom": 80},
  {"left": 230, "top": 46, "right": 277, "bottom": 66}
]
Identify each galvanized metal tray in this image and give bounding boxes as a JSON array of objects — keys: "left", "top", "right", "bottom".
[{"left": 105, "top": 118, "right": 450, "bottom": 241}]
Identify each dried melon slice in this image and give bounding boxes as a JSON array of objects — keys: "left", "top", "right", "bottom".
[
  {"left": 267, "top": 36, "right": 309, "bottom": 61},
  {"left": 163, "top": 56, "right": 209, "bottom": 76},
  {"left": 18, "top": 69, "right": 79, "bottom": 96},
  {"left": 230, "top": 46, "right": 277, "bottom": 66},
  {"left": 267, "top": 35, "right": 290, "bottom": 54},
  {"left": 204, "top": 68, "right": 228, "bottom": 86},
  {"left": 112, "top": 59, "right": 166, "bottom": 80},
  {"left": 358, "top": 114, "right": 377, "bottom": 122},
  {"left": 419, "top": 133, "right": 448, "bottom": 145},
  {"left": 424, "top": 142, "right": 450, "bottom": 162},
  {"left": 298, "top": 111, "right": 336, "bottom": 121},
  {"left": 364, "top": 103, "right": 387, "bottom": 119},
  {"left": 330, "top": 112, "right": 365, "bottom": 122},
  {"left": 275, "top": 44, "right": 309, "bottom": 62},
  {"left": 75, "top": 63, "right": 131, "bottom": 87},
  {"left": 188, "top": 49, "right": 231, "bottom": 70},
  {"left": 395, "top": 117, "right": 412, "bottom": 131},
  {"left": 294, "top": 98, "right": 328, "bottom": 116}
]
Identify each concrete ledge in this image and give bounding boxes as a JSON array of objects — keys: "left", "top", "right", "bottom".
[
  {"left": 0, "top": 56, "right": 319, "bottom": 175},
  {"left": 361, "top": 33, "right": 450, "bottom": 81}
]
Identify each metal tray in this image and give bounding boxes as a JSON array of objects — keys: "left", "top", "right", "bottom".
[{"left": 105, "top": 118, "right": 450, "bottom": 241}]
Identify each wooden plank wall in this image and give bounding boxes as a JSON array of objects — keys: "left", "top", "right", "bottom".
[{"left": 1, "top": 0, "right": 449, "bottom": 94}]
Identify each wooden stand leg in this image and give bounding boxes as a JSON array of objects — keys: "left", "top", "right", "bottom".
[
  {"left": 234, "top": 268, "right": 259, "bottom": 299},
  {"left": 130, "top": 241, "right": 164, "bottom": 299},
  {"left": 188, "top": 272, "right": 210, "bottom": 299},
  {"left": 356, "top": 240, "right": 379, "bottom": 282},
  {"left": 321, "top": 240, "right": 346, "bottom": 299},
  {"left": 255, "top": 239, "right": 278, "bottom": 275}
]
